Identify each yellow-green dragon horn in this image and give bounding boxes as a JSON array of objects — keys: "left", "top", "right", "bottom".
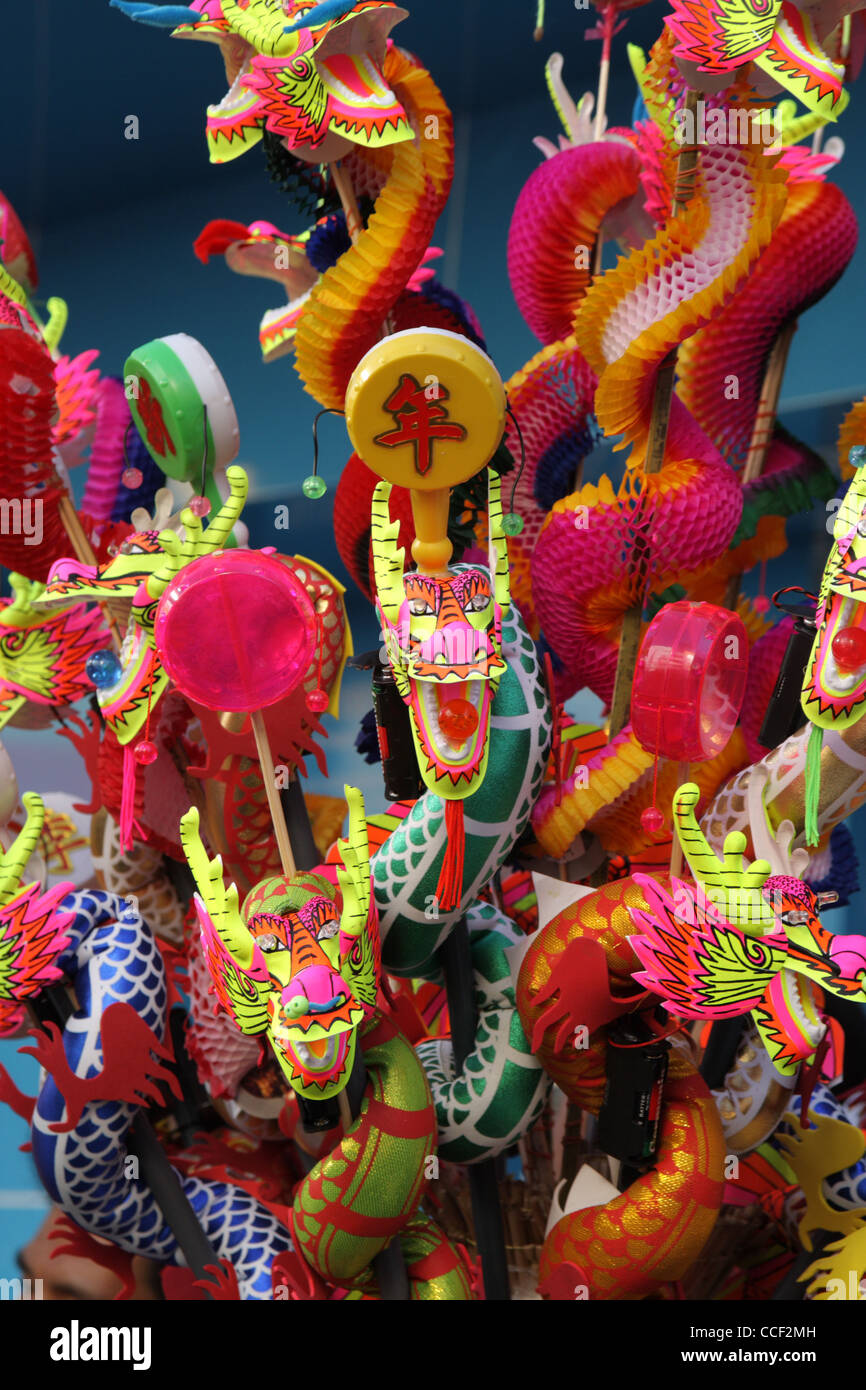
[
  {"left": 336, "top": 785, "right": 371, "bottom": 943},
  {"left": 371, "top": 481, "right": 405, "bottom": 622},
  {"left": 487, "top": 471, "right": 512, "bottom": 614},
  {"left": 179, "top": 806, "right": 255, "bottom": 969},
  {"left": 148, "top": 465, "right": 249, "bottom": 601},
  {"left": 0, "top": 792, "right": 45, "bottom": 905}
]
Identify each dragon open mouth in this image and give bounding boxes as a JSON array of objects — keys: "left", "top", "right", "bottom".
[
  {"left": 408, "top": 676, "right": 491, "bottom": 788},
  {"left": 213, "top": 36, "right": 255, "bottom": 114},
  {"left": 784, "top": 969, "right": 823, "bottom": 1046},
  {"left": 274, "top": 1015, "right": 358, "bottom": 1094},
  {"left": 290, "top": 1031, "right": 345, "bottom": 1074},
  {"left": 813, "top": 594, "right": 866, "bottom": 709}
]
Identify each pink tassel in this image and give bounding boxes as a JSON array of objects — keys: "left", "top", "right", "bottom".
[{"left": 119, "top": 743, "right": 144, "bottom": 853}]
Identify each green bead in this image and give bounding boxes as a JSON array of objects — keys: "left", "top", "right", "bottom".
[
  {"left": 502, "top": 512, "right": 524, "bottom": 536},
  {"left": 302, "top": 475, "right": 327, "bottom": 499}
]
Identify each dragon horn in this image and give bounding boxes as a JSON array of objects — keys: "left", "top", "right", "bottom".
[
  {"left": 198, "top": 465, "right": 249, "bottom": 551},
  {"left": 544, "top": 53, "right": 583, "bottom": 144},
  {"left": 0, "top": 792, "right": 45, "bottom": 905},
  {"left": 283, "top": 0, "right": 358, "bottom": 33},
  {"left": 109, "top": 3, "right": 202, "bottom": 27},
  {"left": 220, "top": 0, "right": 296, "bottom": 54},
  {"left": 336, "top": 785, "right": 371, "bottom": 943},
  {"left": 179, "top": 806, "right": 255, "bottom": 969},
  {"left": 147, "top": 466, "right": 249, "bottom": 600},
  {"left": 371, "top": 481, "right": 405, "bottom": 622},
  {"left": 487, "top": 471, "right": 512, "bottom": 614}
]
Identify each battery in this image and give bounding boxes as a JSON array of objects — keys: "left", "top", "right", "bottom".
[
  {"left": 597, "top": 1013, "right": 670, "bottom": 1165},
  {"left": 371, "top": 657, "right": 424, "bottom": 802},
  {"left": 759, "top": 613, "right": 817, "bottom": 749}
]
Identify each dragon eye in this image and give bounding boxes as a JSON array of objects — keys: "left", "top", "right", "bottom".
[
  {"left": 318, "top": 918, "right": 339, "bottom": 939},
  {"left": 780, "top": 911, "right": 809, "bottom": 927},
  {"left": 464, "top": 594, "right": 490, "bottom": 613},
  {"left": 409, "top": 598, "right": 434, "bottom": 616},
  {"left": 256, "top": 933, "right": 280, "bottom": 952}
]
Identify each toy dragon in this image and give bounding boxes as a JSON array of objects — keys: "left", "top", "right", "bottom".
[{"left": 629, "top": 783, "right": 866, "bottom": 1077}]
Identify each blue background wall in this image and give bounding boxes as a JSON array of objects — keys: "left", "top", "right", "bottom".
[{"left": 1, "top": 0, "right": 865, "bottom": 1279}]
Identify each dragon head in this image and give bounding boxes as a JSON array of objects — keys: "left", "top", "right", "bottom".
[
  {"left": 801, "top": 459, "right": 866, "bottom": 732},
  {"left": 39, "top": 529, "right": 168, "bottom": 609},
  {"left": 762, "top": 874, "right": 866, "bottom": 1000},
  {"left": 0, "top": 575, "right": 111, "bottom": 730},
  {"left": 194, "top": 218, "right": 318, "bottom": 362},
  {"left": 371, "top": 471, "right": 511, "bottom": 799},
  {"left": 631, "top": 785, "right": 866, "bottom": 1077},
  {"left": 37, "top": 469, "right": 249, "bottom": 747},
  {"left": 114, "top": 0, "right": 413, "bottom": 164},
  {"left": 181, "top": 785, "right": 378, "bottom": 1100},
  {"left": 241, "top": 874, "right": 366, "bottom": 1096}
]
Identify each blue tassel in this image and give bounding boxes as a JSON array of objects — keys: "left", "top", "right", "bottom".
[
  {"left": 109, "top": 2, "right": 201, "bottom": 27},
  {"left": 283, "top": 0, "right": 357, "bottom": 34}
]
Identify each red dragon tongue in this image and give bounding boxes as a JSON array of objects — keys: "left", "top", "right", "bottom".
[
  {"left": 436, "top": 681, "right": 481, "bottom": 746},
  {"left": 436, "top": 680, "right": 466, "bottom": 709}
]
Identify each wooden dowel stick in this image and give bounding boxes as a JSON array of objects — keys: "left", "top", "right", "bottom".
[
  {"left": 592, "top": 233, "right": 604, "bottom": 279},
  {"left": 250, "top": 709, "right": 296, "bottom": 878},
  {"left": 330, "top": 158, "right": 395, "bottom": 336},
  {"left": 608, "top": 90, "right": 700, "bottom": 739},
  {"left": 57, "top": 493, "right": 123, "bottom": 650},
  {"left": 593, "top": 5, "right": 615, "bottom": 142},
  {"left": 723, "top": 319, "right": 797, "bottom": 610},
  {"left": 330, "top": 160, "right": 363, "bottom": 245},
  {"left": 57, "top": 493, "right": 97, "bottom": 566}
]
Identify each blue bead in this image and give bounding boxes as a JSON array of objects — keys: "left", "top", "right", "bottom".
[{"left": 85, "top": 649, "right": 124, "bottom": 689}]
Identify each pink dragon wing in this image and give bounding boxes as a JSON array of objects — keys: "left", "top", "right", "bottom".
[
  {"left": 0, "top": 880, "right": 74, "bottom": 1002},
  {"left": 628, "top": 874, "right": 787, "bottom": 1019},
  {"left": 193, "top": 894, "right": 271, "bottom": 1036}
]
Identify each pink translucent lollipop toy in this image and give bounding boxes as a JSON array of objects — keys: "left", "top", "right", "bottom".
[
  {"left": 632, "top": 600, "right": 749, "bottom": 763},
  {"left": 631, "top": 600, "right": 749, "bottom": 860},
  {"left": 154, "top": 549, "right": 317, "bottom": 875}
]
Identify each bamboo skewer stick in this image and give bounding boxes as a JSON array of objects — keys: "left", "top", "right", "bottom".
[
  {"left": 330, "top": 160, "right": 363, "bottom": 245},
  {"left": 330, "top": 159, "right": 396, "bottom": 337},
  {"left": 57, "top": 492, "right": 124, "bottom": 651},
  {"left": 608, "top": 91, "right": 700, "bottom": 738},
  {"left": 250, "top": 709, "right": 297, "bottom": 878},
  {"left": 593, "top": 4, "right": 617, "bottom": 142},
  {"left": 723, "top": 318, "right": 797, "bottom": 611},
  {"left": 669, "top": 760, "right": 689, "bottom": 877}
]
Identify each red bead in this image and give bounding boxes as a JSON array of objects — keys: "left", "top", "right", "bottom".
[
  {"left": 438, "top": 697, "right": 479, "bottom": 742},
  {"left": 641, "top": 806, "right": 666, "bottom": 836},
  {"left": 122, "top": 466, "right": 143, "bottom": 489},
  {"left": 188, "top": 495, "right": 211, "bottom": 517},
  {"left": 133, "top": 739, "right": 158, "bottom": 765},
  {"left": 831, "top": 625, "right": 866, "bottom": 672},
  {"left": 305, "top": 688, "right": 329, "bottom": 712},
  {"left": 753, "top": 595, "right": 771, "bottom": 614}
]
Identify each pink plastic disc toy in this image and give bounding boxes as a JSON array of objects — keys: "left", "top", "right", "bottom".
[
  {"left": 631, "top": 600, "right": 749, "bottom": 763},
  {"left": 154, "top": 550, "right": 317, "bottom": 713}
]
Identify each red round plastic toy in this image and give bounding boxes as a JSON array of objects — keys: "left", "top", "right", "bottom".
[
  {"left": 154, "top": 550, "right": 318, "bottom": 713},
  {"left": 631, "top": 600, "right": 749, "bottom": 762}
]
